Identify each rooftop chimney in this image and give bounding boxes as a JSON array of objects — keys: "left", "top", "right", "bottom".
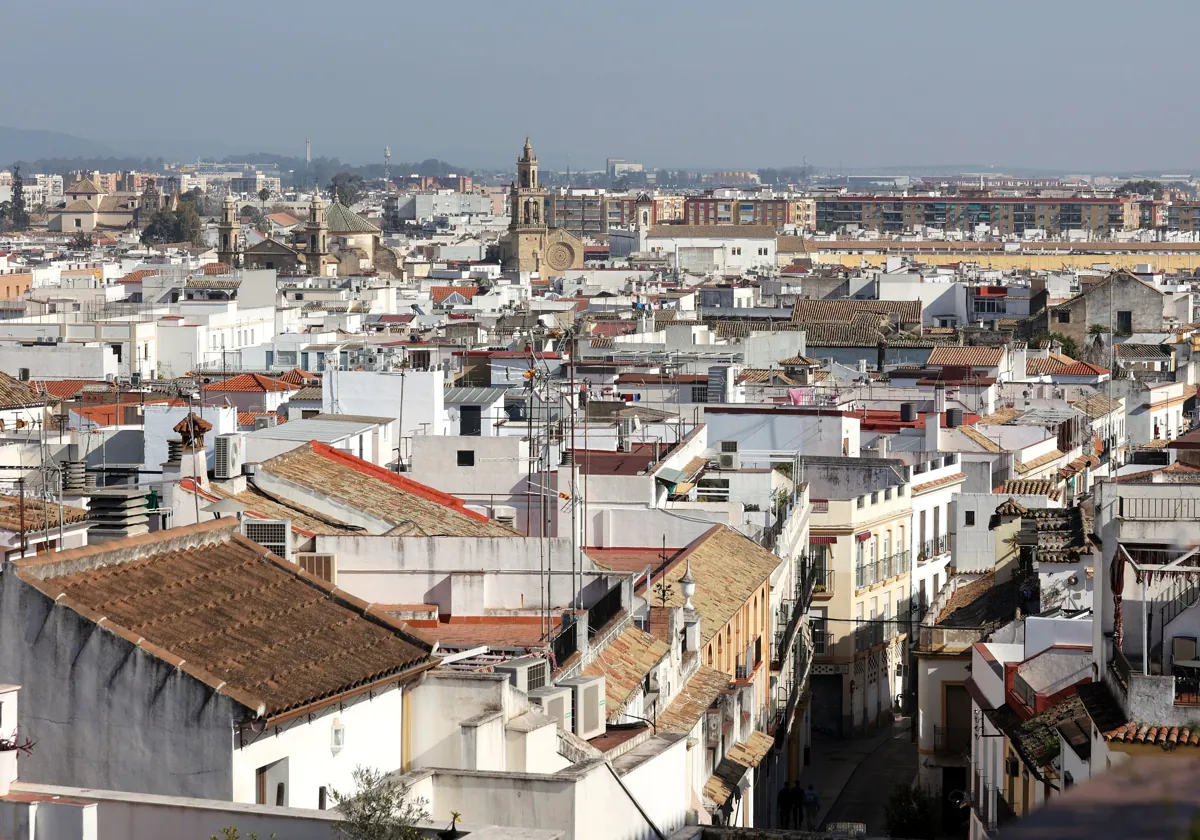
[
  {"left": 86, "top": 488, "right": 150, "bottom": 543},
  {"left": 925, "top": 411, "right": 942, "bottom": 453}
]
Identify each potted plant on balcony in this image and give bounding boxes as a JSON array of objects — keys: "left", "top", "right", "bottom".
[
  {"left": 0, "top": 730, "right": 35, "bottom": 795},
  {"left": 437, "top": 811, "right": 463, "bottom": 839}
]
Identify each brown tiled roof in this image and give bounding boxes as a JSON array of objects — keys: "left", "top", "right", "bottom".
[
  {"left": 430, "top": 285, "right": 479, "bottom": 304},
  {"left": 14, "top": 519, "right": 435, "bottom": 720},
  {"left": 988, "top": 694, "right": 1086, "bottom": 773},
  {"left": 937, "top": 572, "right": 995, "bottom": 623},
  {"left": 911, "top": 472, "right": 967, "bottom": 494},
  {"left": 290, "top": 385, "right": 323, "bottom": 401},
  {"left": 1057, "top": 360, "right": 1109, "bottom": 376},
  {"left": 1115, "top": 343, "right": 1173, "bottom": 359},
  {"left": 645, "top": 526, "right": 780, "bottom": 646},
  {"left": 978, "top": 406, "right": 1023, "bottom": 425},
  {"left": 1027, "top": 357, "right": 1067, "bottom": 375},
  {"left": 65, "top": 178, "right": 101, "bottom": 195},
  {"left": 1076, "top": 682, "right": 1200, "bottom": 750},
  {"left": 29, "top": 379, "right": 110, "bottom": 400},
  {"left": 0, "top": 370, "right": 48, "bottom": 409},
  {"left": 0, "top": 495, "right": 88, "bottom": 534},
  {"left": 582, "top": 626, "right": 670, "bottom": 721},
  {"left": 994, "top": 497, "right": 1028, "bottom": 516},
  {"left": 1071, "top": 392, "right": 1122, "bottom": 420},
  {"left": 172, "top": 412, "right": 212, "bottom": 435},
  {"left": 1014, "top": 449, "right": 1066, "bottom": 474},
  {"left": 657, "top": 665, "right": 731, "bottom": 734},
  {"left": 206, "top": 484, "right": 358, "bottom": 536},
  {"left": 207, "top": 373, "right": 296, "bottom": 393},
  {"left": 237, "top": 412, "right": 286, "bottom": 428},
  {"left": 278, "top": 368, "right": 320, "bottom": 386},
  {"left": 259, "top": 441, "right": 517, "bottom": 537},
  {"left": 994, "top": 479, "right": 1062, "bottom": 499},
  {"left": 927, "top": 346, "right": 1004, "bottom": 368},
  {"left": 958, "top": 425, "right": 1004, "bottom": 454},
  {"left": 704, "top": 731, "right": 775, "bottom": 807},
  {"left": 791, "top": 299, "right": 921, "bottom": 325}
]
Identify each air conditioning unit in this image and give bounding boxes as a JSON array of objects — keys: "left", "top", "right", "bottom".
[
  {"left": 492, "top": 504, "right": 517, "bottom": 528},
  {"left": 528, "top": 685, "right": 573, "bottom": 731},
  {"left": 296, "top": 552, "right": 337, "bottom": 584},
  {"left": 717, "top": 440, "right": 741, "bottom": 470},
  {"left": 129, "top": 372, "right": 142, "bottom": 387},
  {"left": 242, "top": 518, "right": 292, "bottom": 560},
  {"left": 494, "top": 655, "right": 551, "bottom": 694},
  {"left": 558, "top": 675, "right": 606, "bottom": 741},
  {"left": 253, "top": 415, "right": 278, "bottom": 430},
  {"left": 213, "top": 432, "right": 244, "bottom": 480}
]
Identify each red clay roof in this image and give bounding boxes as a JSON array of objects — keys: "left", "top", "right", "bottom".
[
  {"left": 207, "top": 373, "right": 296, "bottom": 393},
  {"left": 277, "top": 368, "right": 319, "bottom": 386},
  {"left": 203, "top": 262, "right": 232, "bottom": 275},
  {"left": 430, "top": 285, "right": 480, "bottom": 304},
  {"left": 927, "top": 346, "right": 1005, "bottom": 368},
  {"left": 30, "top": 379, "right": 109, "bottom": 400},
  {"left": 1056, "top": 360, "right": 1109, "bottom": 376},
  {"left": 237, "top": 412, "right": 287, "bottom": 427}
]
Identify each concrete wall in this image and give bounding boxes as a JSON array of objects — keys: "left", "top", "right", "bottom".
[
  {"left": 0, "top": 571, "right": 239, "bottom": 798},
  {"left": 325, "top": 370, "right": 445, "bottom": 459},
  {"left": 704, "top": 409, "right": 861, "bottom": 459},
  {"left": 232, "top": 684, "right": 404, "bottom": 808},
  {"left": 0, "top": 342, "right": 118, "bottom": 380},
  {"left": 143, "top": 404, "right": 237, "bottom": 472}
]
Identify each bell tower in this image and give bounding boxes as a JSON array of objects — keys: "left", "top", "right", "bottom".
[
  {"left": 511, "top": 137, "right": 544, "bottom": 230},
  {"left": 306, "top": 184, "right": 328, "bottom": 275},
  {"left": 217, "top": 194, "right": 241, "bottom": 268}
]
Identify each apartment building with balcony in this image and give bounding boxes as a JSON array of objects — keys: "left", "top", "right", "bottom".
[
  {"left": 802, "top": 456, "right": 913, "bottom": 737},
  {"left": 683, "top": 196, "right": 794, "bottom": 229},
  {"left": 814, "top": 195, "right": 1138, "bottom": 237},
  {"left": 911, "top": 451, "right": 965, "bottom": 620},
  {"left": 1084, "top": 478, "right": 1200, "bottom": 774}
]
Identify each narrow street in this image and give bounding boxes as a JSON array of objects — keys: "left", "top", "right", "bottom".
[{"left": 806, "top": 718, "right": 918, "bottom": 837}]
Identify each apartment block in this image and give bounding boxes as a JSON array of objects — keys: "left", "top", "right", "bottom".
[{"left": 815, "top": 195, "right": 1138, "bottom": 236}]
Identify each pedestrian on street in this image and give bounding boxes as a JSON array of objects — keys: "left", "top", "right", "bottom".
[
  {"left": 804, "top": 784, "right": 821, "bottom": 831},
  {"left": 776, "top": 781, "right": 792, "bottom": 829},
  {"left": 790, "top": 781, "right": 803, "bottom": 829}
]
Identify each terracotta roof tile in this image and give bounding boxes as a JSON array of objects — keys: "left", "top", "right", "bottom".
[
  {"left": 704, "top": 731, "right": 775, "bottom": 807},
  {"left": 259, "top": 441, "right": 517, "bottom": 537},
  {"left": 207, "top": 373, "right": 296, "bottom": 393},
  {"left": 0, "top": 370, "right": 48, "bottom": 410},
  {"left": 582, "top": 626, "right": 670, "bottom": 720},
  {"left": 277, "top": 368, "right": 320, "bottom": 386},
  {"left": 15, "top": 519, "right": 434, "bottom": 719},
  {"left": 430, "top": 285, "right": 480, "bottom": 304},
  {"left": 0, "top": 495, "right": 88, "bottom": 534},
  {"left": 927, "top": 346, "right": 1004, "bottom": 368},
  {"left": 1015, "top": 449, "right": 1066, "bottom": 474},
  {"left": 29, "top": 379, "right": 109, "bottom": 400},
  {"left": 657, "top": 665, "right": 731, "bottom": 734},
  {"left": 791, "top": 299, "right": 921, "bottom": 325},
  {"left": 911, "top": 472, "right": 967, "bottom": 494},
  {"left": 994, "top": 479, "right": 1062, "bottom": 500},
  {"left": 959, "top": 425, "right": 1004, "bottom": 454},
  {"left": 1071, "top": 393, "right": 1122, "bottom": 420},
  {"left": 1056, "top": 360, "right": 1109, "bottom": 376}
]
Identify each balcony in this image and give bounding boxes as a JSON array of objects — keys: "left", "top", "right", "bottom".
[
  {"left": 813, "top": 568, "right": 833, "bottom": 596},
  {"left": 933, "top": 725, "right": 971, "bottom": 758},
  {"left": 812, "top": 629, "right": 832, "bottom": 657},
  {"left": 855, "top": 622, "right": 885, "bottom": 653},
  {"left": 920, "top": 535, "right": 950, "bottom": 562}
]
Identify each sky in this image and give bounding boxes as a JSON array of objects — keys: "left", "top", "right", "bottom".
[{"left": 7, "top": 0, "right": 1199, "bottom": 172}]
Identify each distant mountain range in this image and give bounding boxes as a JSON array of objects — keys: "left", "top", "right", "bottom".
[{"left": 0, "top": 126, "right": 119, "bottom": 166}]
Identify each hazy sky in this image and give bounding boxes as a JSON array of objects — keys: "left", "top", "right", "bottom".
[{"left": 7, "top": 0, "right": 1198, "bottom": 171}]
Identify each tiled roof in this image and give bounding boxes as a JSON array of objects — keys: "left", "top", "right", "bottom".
[
  {"left": 927, "top": 346, "right": 1004, "bottom": 368},
  {"left": 202, "top": 262, "right": 232, "bottom": 275},
  {"left": 1077, "top": 682, "right": 1200, "bottom": 750},
  {"left": 430, "top": 285, "right": 480, "bottom": 304},
  {"left": 14, "top": 519, "right": 434, "bottom": 720},
  {"left": 937, "top": 572, "right": 996, "bottom": 623},
  {"left": 1116, "top": 343, "right": 1173, "bottom": 359},
  {"left": 324, "top": 200, "right": 381, "bottom": 235},
  {"left": 994, "top": 497, "right": 1029, "bottom": 517},
  {"left": 704, "top": 731, "right": 775, "bottom": 807},
  {"left": 791, "top": 299, "right": 921, "bottom": 325},
  {"left": 29, "top": 379, "right": 109, "bottom": 400},
  {"left": 237, "top": 412, "right": 286, "bottom": 428},
  {"left": 1014, "top": 449, "right": 1066, "bottom": 474},
  {"left": 978, "top": 407, "right": 1023, "bottom": 425},
  {"left": 582, "top": 626, "right": 670, "bottom": 721},
  {"left": 657, "top": 665, "right": 731, "bottom": 734},
  {"left": 205, "top": 484, "right": 357, "bottom": 536},
  {"left": 258, "top": 441, "right": 518, "bottom": 537},
  {"left": 910, "top": 472, "right": 967, "bottom": 494},
  {"left": 1027, "top": 357, "right": 1067, "bottom": 375},
  {"left": 646, "top": 526, "right": 780, "bottom": 646},
  {"left": 207, "top": 373, "right": 296, "bottom": 393},
  {"left": 289, "top": 386, "right": 323, "bottom": 401},
  {"left": 277, "top": 368, "right": 319, "bottom": 386},
  {"left": 119, "top": 269, "right": 158, "bottom": 284},
  {"left": 958, "top": 425, "right": 1004, "bottom": 454},
  {"left": 185, "top": 278, "right": 240, "bottom": 289},
  {"left": 60, "top": 199, "right": 95, "bottom": 213},
  {"left": 0, "top": 495, "right": 88, "bottom": 534},
  {"left": 994, "top": 479, "right": 1062, "bottom": 500},
  {"left": 65, "top": 178, "right": 101, "bottom": 195},
  {"left": 1071, "top": 392, "right": 1122, "bottom": 420},
  {"left": 988, "top": 694, "right": 1086, "bottom": 773},
  {"left": 0, "top": 370, "right": 48, "bottom": 409},
  {"left": 1056, "top": 360, "right": 1109, "bottom": 376}
]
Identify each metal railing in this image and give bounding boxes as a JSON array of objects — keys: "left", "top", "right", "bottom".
[
  {"left": 812, "top": 629, "right": 831, "bottom": 657},
  {"left": 813, "top": 567, "right": 833, "bottom": 595},
  {"left": 551, "top": 619, "right": 578, "bottom": 666},
  {"left": 1111, "top": 646, "right": 1132, "bottom": 695},
  {"left": 921, "top": 534, "right": 950, "bottom": 561},
  {"left": 855, "top": 622, "right": 885, "bottom": 653},
  {"left": 933, "top": 725, "right": 971, "bottom": 757},
  {"left": 587, "top": 585, "right": 623, "bottom": 637}
]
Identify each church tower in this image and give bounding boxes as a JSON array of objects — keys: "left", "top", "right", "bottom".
[
  {"left": 217, "top": 194, "right": 241, "bottom": 268},
  {"left": 306, "top": 185, "right": 328, "bottom": 276},
  {"left": 511, "top": 137, "right": 545, "bottom": 230}
]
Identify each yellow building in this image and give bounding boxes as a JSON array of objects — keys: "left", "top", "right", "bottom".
[{"left": 499, "top": 138, "right": 585, "bottom": 275}]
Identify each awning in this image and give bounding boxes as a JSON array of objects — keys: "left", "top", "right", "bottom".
[
  {"left": 809, "top": 535, "right": 837, "bottom": 545},
  {"left": 656, "top": 467, "right": 687, "bottom": 485},
  {"left": 856, "top": 531, "right": 873, "bottom": 543},
  {"left": 671, "top": 481, "right": 696, "bottom": 495},
  {"left": 703, "top": 731, "right": 775, "bottom": 809}
]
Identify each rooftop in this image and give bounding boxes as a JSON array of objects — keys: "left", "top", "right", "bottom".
[{"left": 13, "top": 519, "right": 435, "bottom": 720}]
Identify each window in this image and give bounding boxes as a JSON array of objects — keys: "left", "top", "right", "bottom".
[
  {"left": 1117, "top": 310, "right": 1133, "bottom": 335},
  {"left": 1056, "top": 310, "right": 1071, "bottom": 324},
  {"left": 965, "top": 510, "right": 976, "bottom": 527},
  {"left": 74, "top": 218, "right": 82, "bottom": 228},
  {"left": 456, "top": 450, "right": 475, "bottom": 467},
  {"left": 319, "top": 787, "right": 328, "bottom": 810}
]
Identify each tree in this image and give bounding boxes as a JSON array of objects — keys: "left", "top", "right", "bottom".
[
  {"left": 178, "top": 187, "right": 209, "bottom": 218},
  {"left": 1116, "top": 179, "right": 1164, "bottom": 199},
  {"left": 258, "top": 186, "right": 271, "bottom": 209},
  {"left": 9, "top": 165, "right": 28, "bottom": 231},
  {"left": 141, "top": 205, "right": 202, "bottom": 246},
  {"left": 329, "top": 172, "right": 365, "bottom": 205},
  {"left": 331, "top": 765, "right": 429, "bottom": 840},
  {"left": 1031, "top": 331, "right": 1079, "bottom": 360},
  {"left": 70, "top": 231, "right": 93, "bottom": 249},
  {"left": 884, "top": 783, "right": 939, "bottom": 840}
]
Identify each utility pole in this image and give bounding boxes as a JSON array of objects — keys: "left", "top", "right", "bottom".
[{"left": 18, "top": 477, "right": 26, "bottom": 556}]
